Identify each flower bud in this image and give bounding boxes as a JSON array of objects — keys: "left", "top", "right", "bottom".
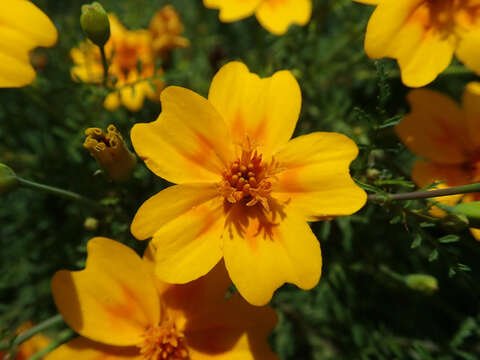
[
  {"left": 0, "top": 163, "right": 19, "bottom": 193},
  {"left": 84, "top": 217, "right": 99, "bottom": 231},
  {"left": 84, "top": 125, "right": 137, "bottom": 182},
  {"left": 80, "top": 2, "right": 110, "bottom": 47},
  {"left": 452, "top": 202, "right": 480, "bottom": 228},
  {"left": 405, "top": 274, "right": 438, "bottom": 294}
]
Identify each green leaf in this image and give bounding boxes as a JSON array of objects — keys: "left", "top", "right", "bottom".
[
  {"left": 428, "top": 249, "right": 439, "bottom": 262},
  {"left": 438, "top": 234, "right": 460, "bottom": 244}
]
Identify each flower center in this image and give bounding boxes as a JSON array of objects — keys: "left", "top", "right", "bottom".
[
  {"left": 138, "top": 319, "right": 189, "bottom": 360},
  {"left": 219, "top": 143, "right": 279, "bottom": 211}
]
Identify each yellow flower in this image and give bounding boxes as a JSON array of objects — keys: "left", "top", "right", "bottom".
[
  {"left": 396, "top": 82, "right": 480, "bottom": 240},
  {"left": 149, "top": 5, "right": 190, "bottom": 57},
  {"left": 48, "top": 237, "right": 279, "bottom": 360},
  {"left": 354, "top": 0, "right": 480, "bottom": 87},
  {"left": 130, "top": 61, "right": 366, "bottom": 305},
  {"left": 0, "top": 0, "right": 57, "bottom": 87},
  {"left": 71, "top": 14, "right": 163, "bottom": 112},
  {"left": 203, "top": 0, "right": 312, "bottom": 35},
  {"left": 0, "top": 322, "right": 50, "bottom": 360},
  {"left": 84, "top": 125, "right": 137, "bottom": 182}
]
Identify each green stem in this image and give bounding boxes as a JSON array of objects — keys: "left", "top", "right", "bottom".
[
  {"left": 100, "top": 45, "right": 109, "bottom": 87},
  {"left": 17, "top": 177, "right": 100, "bottom": 208},
  {"left": 27, "top": 330, "right": 75, "bottom": 360},
  {"left": 379, "top": 264, "right": 405, "bottom": 283},
  {"left": 368, "top": 182, "right": 480, "bottom": 202}
]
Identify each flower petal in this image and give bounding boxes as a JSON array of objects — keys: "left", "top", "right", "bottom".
[
  {"left": 255, "top": 0, "right": 311, "bottom": 35},
  {"left": 0, "top": 1, "right": 57, "bottom": 87},
  {"left": 150, "top": 197, "right": 225, "bottom": 284},
  {"left": 45, "top": 337, "right": 140, "bottom": 360},
  {"left": 470, "top": 228, "right": 480, "bottom": 241},
  {"left": 456, "top": 29, "right": 480, "bottom": 77},
  {"left": 208, "top": 62, "right": 301, "bottom": 157},
  {"left": 272, "top": 132, "right": 366, "bottom": 220},
  {"left": 462, "top": 82, "right": 480, "bottom": 149},
  {"left": 131, "top": 183, "right": 219, "bottom": 240},
  {"left": 223, "top": 204, "right": 322, "bottom": 306},
  {"left": 185, "top": 293, "right": 278, "bottom": 360},
  {"left": 51, "top": 238, "right": 161, "bottom": 346},
  {"left": 131, "top": 86, "right": 235, "bottom": 184},
  {"left": 203, "top": 0, "right": 262, "bottom": 22},
  {"left": 396, "top": 88, "right": 471, "bottom": 164}
]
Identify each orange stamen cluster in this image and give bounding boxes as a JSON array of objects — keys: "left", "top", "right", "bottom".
[
  {"left": 219, "top": 145, "right": 277, "bottom": 211},
  {"left": 138, "top": 320, "right": 189, "bottom": 360}
]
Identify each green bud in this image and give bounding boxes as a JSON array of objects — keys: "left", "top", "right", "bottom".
[
  {"left": 84, "top": 217, "right": 99, "bottom": 231},
  {"left": 405, "top": 274, "right": 438, "bottom": 294},
  {"left": 80, "top": 2, "right": 110, "bottom": 47},
  {"left": 452, "top": 202, "right": 480, "bottom": 228},
  {"left": 0, "top": 164, "right": 19, "bottom": 193}
]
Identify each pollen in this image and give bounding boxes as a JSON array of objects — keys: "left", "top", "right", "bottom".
[
  {"left": 219, "top": 142, "right": 280, "bottom": 211},
  {"left": 138, "top": 319, "right": 189, "bottom": 360}
]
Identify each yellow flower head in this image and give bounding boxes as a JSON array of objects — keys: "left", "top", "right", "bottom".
[
  {"left": 355, "top": 0, "right": 480, "bottom": 87},
  {"left": 203, "top": 0, "right": 312, "bottom": 35},
  {"left": 130, "top": 61, "right": 366, "bottom": 305},
  {"left": 0, "top": 322, "right": 50, "bottom": 360},
  {"left": 71, "top": 14, "right": 164, "bottom": 112},
  {"left": 84, "top": 125, "right": 137, "bottom": 182},
  {"left": 395, "top": 82, "right": 480, "bottom": 240},
  {"left": 149, "top": 5, "right": 190, "bottom": 57},
  {"left": 48, "top": 237, "right": 279, "bottom": 360},
  {"left": 0, "top": 0, "right": 57, "bottom": 87}
]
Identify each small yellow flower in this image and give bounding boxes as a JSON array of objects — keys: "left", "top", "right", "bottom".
[
  {"left": 0, "top": 0, "right": 57, "bottom": 87},
  {"left": 0, "top": 322, "right": 50, "bottom": 360},
  {"left": 84, "top": 125, "right": 137, "bottom": 182},
  {"left": 130, "top": 61, "right": 366, "bottom": 305},
  {"left": 71, "top": 14, "right": 164, "bottom": 112},
  {"left": 396, "top": 82, "right": 480, "bottom": 240},
  {"left": 48, "top": 237, "right": 279, "bottom": 360},
  {"left": 149, "top": 5, "right": 190, "bottom": 57},
  {"left": 355, "top": 0, "right": 480, "bottom": 87},
  {"left": 203, "top": 0, "right": 312, "bottom": 35}
]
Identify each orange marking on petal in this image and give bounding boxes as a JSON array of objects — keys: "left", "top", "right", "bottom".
[
  {"left": 277, "top": 167, "right": 307, "bottom": 193},
  {"left": 232, "top": 111, "right": 246, "bottom": 138},
  {"left": 106, "top": 284, "right": 142, "bottom": 323}
]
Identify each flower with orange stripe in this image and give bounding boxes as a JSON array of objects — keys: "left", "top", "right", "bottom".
[
  {"left": 48, "top": 237, "right": 278, "bottom": 360},
  {"left": 396, "top": 82, "right": 480, "bottom": 240},
  {"left": 130, "top": 61, "right": 366, "bottom": 305}
]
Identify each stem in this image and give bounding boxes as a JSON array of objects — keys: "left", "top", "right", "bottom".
[
  {"left": 27, "top": 330, "right": 75, "bottom": 360},
  {"left": 368, "top": 182, "right": 480, "bottom": 202},
  {"left": 17, "top": 178, "right": 100, "bottom": 208},
  {"left": 100, "top": 45, "right": 109, "bottom": 87}
]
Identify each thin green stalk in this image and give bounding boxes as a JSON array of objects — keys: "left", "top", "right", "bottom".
[
  {"left": 368, "top": 182, "right": 480, "bottom": 202},
  {"left": 27, "top": 330, "right": 75, "bottom": 360},
  {"left": 17, "top": 178, "right": 100, "bottom": 208},
  {"left": 100, "top": 45, "right": 109, "bottom": 87}
]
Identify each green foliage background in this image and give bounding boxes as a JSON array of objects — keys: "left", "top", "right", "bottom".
[{"left": 1, "top": 0, "right": 480, "bottom": 359}]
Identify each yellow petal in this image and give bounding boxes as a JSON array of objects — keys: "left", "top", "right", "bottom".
[
  {"left": 104, "top": 91, "right": 121, "bottom": 111},
  {"left": 462, "top": 82, "right": 480, "bottom": 149},
  {"left": 272, "top": 132, "right": 366, "bottom": 220},
  {"left": 131, "top": 86, "right": 235, "bottom": 184},
  {"left": 45, "top": 337, "right": 140, "bottom": 360},
  {"left": 469, "top": 228, "right": 480, "bottom": 241},
  {"left": 396, "top": 88, "right": 472, "bottom": 164},
  {"left": 185, "top": 293, "right": 278, "bottom": 360},
  {"left": 151, "top": 197, "right": 226, "bottom": 284},
  {"left": 0, "top": 0, "right": 57, "bottom": 87},
  {"left": 353, "top": 0, "right": 383, "bottom": 4},
  {"left": 120, "top": 83, "right": 147, "bottom": 112},
  {"left": 255, "top": 0, "right": 311, "bottom": 35},
  {"left": 223, "top": 205, "right": 322, "bottom": 306},
  {"left": 208, "top": 62, "right": 301, "bottom": 157},
  {"left": 456, "top": 29, "right": 480, "bottom": 76},
  {"left": 51, "top": 238, "right": 161, "bottom": 346},
  {"left": 203, "top": 0, "right": 262, "bottom": 22},
  {"left": 131, "top": 183, "right": 219, "bottom": 240}
]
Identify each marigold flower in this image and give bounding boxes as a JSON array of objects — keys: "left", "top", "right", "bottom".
[
  {"left": 203, "top": 0, "right": 312, "bottom": 35},
  {"left": 396, "top": 82, "right": 480, "bottom": 240},
  {"left": 48, "top": 237, "right": 278, "bottom": 360},
  {"left": 71, "top": 14, "right": 163, "bottom": 112},
  {"left": 0, "top": 0, "right": 57, "bottom": 87},
  {"left": 84, "top": 124, "right": 137, "bottom": 182},
  {"left": 354, "top": 0, "right": 480, "bottom": 87},
  {"left": 0, "top": 322, "right": 50, "bottom": 360},
  {"left": 130, "top": 61, "right": 366, "bottom": 305},
  {"left": 149, "top": 6, "right": 190, "bottom": 57}
]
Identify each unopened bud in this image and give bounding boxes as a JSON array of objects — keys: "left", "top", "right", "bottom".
[
  {"left": 81, "top": 2, "right": 110, "bottom": 47},
  {"left": 84, "top": 217, "right": 99, "bottom": 231},
  {"left": 0, "top": 164, "right": 19, "bottom": 193},
  {"left": 453, "top": 202, "right": 480, "bottom": 229},
  {"left": 405, "top": 274, "right": 438, "bottom": 294},
  {"left": 84, "top": 125, "right": 137, "bottom": 182}
]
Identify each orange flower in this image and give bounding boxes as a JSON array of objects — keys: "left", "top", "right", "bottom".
[
  {"left": 354, "top": 0, "right": 480, "bottom": 87},
  {"left": 203, "top": 0, "right": 312, "bottom": 35},
  {"left": 396, "top": 82, "right": 480, "bottom": 240},
  {"left": 149, "top": 6, "right": 190, "bottom": 57},
  {"left": 130, "top": 61, "right": 366, "bottom": 305},
  {"left": 0, "top": 0, "right": 57, "bottom": 87},
  {"left": 71, "top": 14, "right": 163, "bottom": 112},
  {"left": 48, "top": 237, "right": 278, "bottom": 360},
  {"left": 0, "top": 322, "right": 50, "bottom": 360}
]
